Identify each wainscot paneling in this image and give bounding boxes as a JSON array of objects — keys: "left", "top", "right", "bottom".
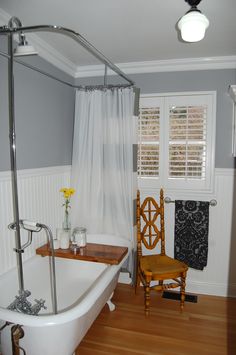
[
  {"left": 139, "top": 168, "right": 236, "bottom": 297},
  {"left": 1, "top": 166, "right": 235, "bottom": 296},
  {"left": 0, "top": 165, "right": 70, "bottom": 276}
]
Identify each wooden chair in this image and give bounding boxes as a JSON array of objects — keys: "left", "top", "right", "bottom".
[{"left": 135, "top": 189, "right": 188, "bottom": 315}]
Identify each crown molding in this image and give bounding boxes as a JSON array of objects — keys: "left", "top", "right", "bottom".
[
  {"left": 75, "top": 56, "right": 236, "bottom": 78},
  {"left": 0, "top": 8, "right": 76, "bottom": 77}
]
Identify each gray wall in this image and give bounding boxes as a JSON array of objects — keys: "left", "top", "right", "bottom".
[
  {"left": 1, "top": 42, "right": 235, "bottom": 172},
  {"left": 0, "top": 43, "right": 75, "bottom": 171},
  {"left": 76, "top": 69, "right": 236, "bottom": 169}
]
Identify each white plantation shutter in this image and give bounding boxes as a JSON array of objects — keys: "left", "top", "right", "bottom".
[
  {"left": 138, "top": 93, "right": 215, "bottom": 191},
  {"left": 168, "top": 105, "right": 207, "bottom": 179},
  {"left": 138, "top": 100, "right": 160, "bottom": 177}
]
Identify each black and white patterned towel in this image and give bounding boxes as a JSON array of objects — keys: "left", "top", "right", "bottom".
[{"left": 174, "top": 200, "right": 209, "bottom": 270}]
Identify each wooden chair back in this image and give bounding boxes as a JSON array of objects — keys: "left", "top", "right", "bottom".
[{"left": 137, "top": 189, "right": 165, "bottom": 258}]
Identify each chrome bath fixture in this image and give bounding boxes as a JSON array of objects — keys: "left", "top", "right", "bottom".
[
  {"left": 8, "top": 16, "right": 38, "bottom": 56},
  {"left": 0, "top": 16, "right": 134, "bottom": 315},
  {"left": 8, "top": 220, "right": 58, "bottom": 314},
  {"left": 164, "top": 196, "right": 217, "bottom": 207},
  {"left": 7, "top": 290, "right": 46, "bottom": 315},
  {"left": 14, "top": 32, "right": 38, "bottom": 56},
  {"left": 178, "top": 0, "right": 209, "bottom": 42}
]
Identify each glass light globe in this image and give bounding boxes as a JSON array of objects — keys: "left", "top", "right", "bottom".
[{"left": 178, "top": 11, "right": 209, "bottom": 42}]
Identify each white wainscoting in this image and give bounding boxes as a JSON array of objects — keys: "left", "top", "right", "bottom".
[
  {"left": 0, "top": 166, "right": 235, "bottom": 296},
  {"left": 0, "top": 165, "right": 71, "bottom": 276},
  {"left": 139, "top": 168, "right": 236, "bottom": 297}
]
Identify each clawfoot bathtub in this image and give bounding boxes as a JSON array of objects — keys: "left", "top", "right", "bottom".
[{"left": 0, "top": 234, "right": 131, "bottom": 355}]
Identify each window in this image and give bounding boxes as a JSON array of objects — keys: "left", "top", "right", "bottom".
[
  {"left": 138, "top": 92, "right": 216, "bottom": 191},
  {"left": 138, "top": 105, "right": 160, "bottom": 177}
]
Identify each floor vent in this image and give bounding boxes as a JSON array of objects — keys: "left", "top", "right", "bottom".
[{"left": 162, "top": 291, "right": 198, "bottom": 303}]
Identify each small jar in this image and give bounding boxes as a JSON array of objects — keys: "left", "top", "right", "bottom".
[
  {"left": 60, "top": 230, "right": 70, "bottom": 249},
  {"left": 72, "top": 227, "right": 87, "bottom": 247}
]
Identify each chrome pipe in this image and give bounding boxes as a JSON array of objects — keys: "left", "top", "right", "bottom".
[
  {"left": 8, "top": 32, "right": 24, "bottom": 293},
  {"left": 37, "top": 223, "right": 58, "bottom": 314},
  {"left": 0, "top": 50, "right": 133, "bottom": 90},
  {"left": 0, "top": 24, "right": 135, "bottom": 86}
]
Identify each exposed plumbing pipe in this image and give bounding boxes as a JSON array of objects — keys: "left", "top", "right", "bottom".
[
  {"left": 11, "top": 324, "right": 26, "bottom": 355},
  {"left": 7, "top": 19, "right": 24, "bottom": 293},
  {"left": 8, "top": 220, "right": 58, "bottom": 315}
]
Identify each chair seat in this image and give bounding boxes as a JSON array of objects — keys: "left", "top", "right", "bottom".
[{"left": 140, "top": 254, "right": 188, "bottom": 278}]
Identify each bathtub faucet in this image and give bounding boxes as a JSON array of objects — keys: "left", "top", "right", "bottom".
[
  {"left": 7, "top": 290, "right": 47, "bottom": 315},
  {"left": 8, "top": 219, "right": 58, "bottom": 315}
]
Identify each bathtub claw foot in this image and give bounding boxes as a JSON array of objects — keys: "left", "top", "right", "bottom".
[
  {"left": 107, "top": 292, "right": 115, "bottom": 311},
  {"left": 107, "top": 299, "right": 115, "bottom": 311}
]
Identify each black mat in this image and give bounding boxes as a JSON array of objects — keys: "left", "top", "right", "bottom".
[{"left": 162, "top": 291, "right": 198, "bottom": 303}]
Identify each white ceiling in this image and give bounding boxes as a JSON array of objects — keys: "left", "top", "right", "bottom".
[{"left": 0, "top": 0, "right": 236, "bottom": 77}]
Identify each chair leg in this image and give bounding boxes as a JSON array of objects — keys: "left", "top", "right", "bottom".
[
  {"left": 144, "top": 283, "right": 150, "bottom": 316},
  {"left": 159, "top": 280, "right": 164, "bottom": 296},
  {"left": 180, "top": 271, "right": 187, "bottom": 310}
]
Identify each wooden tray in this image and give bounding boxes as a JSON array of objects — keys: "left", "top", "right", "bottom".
[{"left": 36, "top": 242, "right": 128, "bottom": 265}]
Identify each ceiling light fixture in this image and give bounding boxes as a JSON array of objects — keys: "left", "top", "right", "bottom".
[{"left": 178, "top": 0, "right": 209, "bottom": 43}]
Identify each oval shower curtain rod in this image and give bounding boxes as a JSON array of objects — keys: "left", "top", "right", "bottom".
[
  {"left": 0, "top": 22, "right": 135, "bottom": 86},
  {"left": 0, "top": 49, "right": 133, "bottom": 90}
]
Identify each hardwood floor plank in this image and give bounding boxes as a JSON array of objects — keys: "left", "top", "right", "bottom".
[
  {"left": 76, "top": 284, "right": 236, "bottom": 355},
  {"left": 81, "top": 326, "right": 225, "bottom": 354}
]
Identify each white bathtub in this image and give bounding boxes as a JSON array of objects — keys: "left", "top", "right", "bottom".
[{"left": 0, "top": 234, "right": 131, "bottom": 355}]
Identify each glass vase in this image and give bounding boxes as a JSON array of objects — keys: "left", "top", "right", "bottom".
[{"left": 62, "top": 211, "right": 71, "bottom": 231}]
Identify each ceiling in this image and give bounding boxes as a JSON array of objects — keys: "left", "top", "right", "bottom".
[{"left": 0, "top": 0, "right": 235, "bottom": 77}]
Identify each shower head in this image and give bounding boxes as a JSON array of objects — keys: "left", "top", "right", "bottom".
[
  {"left": 7, "top": 17, "right": 38, "bottom": 57},
  {"left": 14, "top": 32, "right": 38, "bottom": 57}
]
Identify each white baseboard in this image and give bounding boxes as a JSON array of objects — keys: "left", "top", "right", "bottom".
[
  {"left": 186, "top": 280, "right": 236, "bottom": 297},
  {"left": 137, "top": 281, "right": 236, "bottom": 298}
]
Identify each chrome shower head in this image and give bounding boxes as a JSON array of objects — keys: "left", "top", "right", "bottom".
[
  {"left": 8, "top": 17, "right": 38, "bottom": 57},
  {"left": 14, "top": 32, "right": 38, "bottom": 57}
]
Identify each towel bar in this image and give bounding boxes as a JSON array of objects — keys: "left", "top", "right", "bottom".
[{"left": 164, "top": 197, "right": 217, "bottom": 206}]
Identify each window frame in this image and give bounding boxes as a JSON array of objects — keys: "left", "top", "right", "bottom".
[{"left": 138, "top": 91, "right": 216, "bottom": 193}]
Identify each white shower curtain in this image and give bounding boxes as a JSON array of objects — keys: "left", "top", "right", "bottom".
[{"left": 71, "top": 87, "right": 136, "bottom": 251}]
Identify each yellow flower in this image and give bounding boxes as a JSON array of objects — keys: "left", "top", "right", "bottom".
[
  {"left": 69, "top": 188, "right": 75, "bottom": 195},
  {"left": 60, "top": 187, "right": 75, "bottom": 199}
]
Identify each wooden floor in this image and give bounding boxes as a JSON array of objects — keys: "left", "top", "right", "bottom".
[{"left": 76, "top": 284, "right": 236, "bottom": 355}]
